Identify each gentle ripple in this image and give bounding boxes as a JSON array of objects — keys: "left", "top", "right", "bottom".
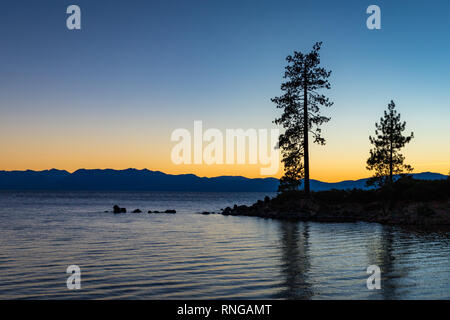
[{"left": 0, "top": 191, "right": 449, "bottom": 299}]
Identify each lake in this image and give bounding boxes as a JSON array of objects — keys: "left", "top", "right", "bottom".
[{"left": 0, "top": 191, "right": 449, "bottom": 299}]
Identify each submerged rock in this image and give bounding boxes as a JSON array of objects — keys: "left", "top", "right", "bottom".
[
  {"left": 132, "top": 209, "right": 142, "bottom": 213},
  {"left": 149, "top": 210, "right": 176, "bottom": 214}
]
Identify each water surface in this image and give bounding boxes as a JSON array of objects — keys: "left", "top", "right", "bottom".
[{"left": 0, "top": 191, "right": 449, "bottom": 299}]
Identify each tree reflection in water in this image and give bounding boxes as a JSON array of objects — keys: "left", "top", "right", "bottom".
[{"left": 275, "top": 221, "right": 314, "bottom": 299}]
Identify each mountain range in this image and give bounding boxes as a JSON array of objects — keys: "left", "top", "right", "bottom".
[{"left": 0, "top": 169, "right": 447, "bottom": 192}]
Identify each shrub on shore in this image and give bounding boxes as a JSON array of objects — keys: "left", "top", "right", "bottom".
[{"left": 272, "top": 177, "right": 449, "bottom": 205}]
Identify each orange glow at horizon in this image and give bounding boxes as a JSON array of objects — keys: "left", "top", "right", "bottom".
[
  {"left": 1, "top": 114, "right": 449, "bottom": 182},
  {"left": 1, "top": 148, "right": 448, "bottom": 182}
]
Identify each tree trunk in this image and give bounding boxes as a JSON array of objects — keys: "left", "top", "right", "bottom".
[
  {"left": 389, "top": 141, "right": 393, "bottom": 184},
  {"left": 303, "top": 69, "right": 310, "bottom": 195},
  {"left": 389, "top": 123, "right": 393, "bottom": 184}
]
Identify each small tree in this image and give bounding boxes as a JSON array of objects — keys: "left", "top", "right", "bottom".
[
  {"left": 366, "top": 100, "right": 414, "bottom": 187},
  {"left": 273, "top": 42, "right": 333, "bottom": 194}
]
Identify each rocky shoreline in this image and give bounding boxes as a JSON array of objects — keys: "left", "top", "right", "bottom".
[{"left": 218, "top": 196, "right": 450, "bottom": 226}]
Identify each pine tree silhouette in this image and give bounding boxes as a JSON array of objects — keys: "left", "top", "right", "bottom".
[
  {"left": 366, "top": 100, "right": 414, "bottom": 187},
  {"left": 273, "top": 42, "right": 333, "bottom": 194}
]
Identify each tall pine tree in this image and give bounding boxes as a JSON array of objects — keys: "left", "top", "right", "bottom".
[
  {"left": 273, "top": 42, "right": 333, "bottom": 194},
  {"left": 366, "top": 100, "right": 414, "bottom": 187}
]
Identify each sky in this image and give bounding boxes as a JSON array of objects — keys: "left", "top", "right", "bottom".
[{"left": 0, "top": 0, "right": 449, "bottom": 182}]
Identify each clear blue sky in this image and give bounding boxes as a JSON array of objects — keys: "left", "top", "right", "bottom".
[{"left": 1, "top": 0, "right": 449, "bottom": 180}]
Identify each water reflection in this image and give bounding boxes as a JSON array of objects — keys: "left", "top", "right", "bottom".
[
  {"left": 275, "top": 221, "right": 313, "bottom": 299},
  {"left": 1, "top": 191, "right": 449, "bottom": 299},
  {"left": 365, "top": 225, "right": 414, "bottom": 299}
]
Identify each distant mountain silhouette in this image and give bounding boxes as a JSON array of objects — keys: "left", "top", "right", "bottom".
[{"left": 0, "top": 169, "right": 446, "bottom": 192}]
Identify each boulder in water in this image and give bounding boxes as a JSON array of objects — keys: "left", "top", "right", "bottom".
[{"left": 113, "top": 205, "right": 127, "bottom": 213}]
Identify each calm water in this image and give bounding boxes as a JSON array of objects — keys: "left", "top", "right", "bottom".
[{"left": 0, "top": 191, "right": 449, "bottom": 299}]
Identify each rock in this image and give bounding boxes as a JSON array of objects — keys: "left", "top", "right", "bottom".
[
  {"left": 200, "top": 211, "right": 211, "bottom": 215},
  {"left": 222, "top": 207, "right": 232, "bottom": 215},
  {"left": 147, "top": 211, "right": 153, "bottom": 214},
  {"left": 165, "top": 209, "right": 176, "bottom": 214},
  {"left": 113, "top": 205, "right": 127, "bottom": 213},
  {"left": 132, "top": 209, "right": 142, "bottom": 213}
]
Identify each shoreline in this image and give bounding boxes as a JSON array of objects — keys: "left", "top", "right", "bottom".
[{"left": 218, "top": 197, "right": 450, "bottom": 226}]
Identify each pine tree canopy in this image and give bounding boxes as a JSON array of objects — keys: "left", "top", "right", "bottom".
[
  {"left": 366, "top": 100, "right": 414, "bottom": 187},
  {"left": 272, "top": 42, "right": 333, "bottom": 193}
]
